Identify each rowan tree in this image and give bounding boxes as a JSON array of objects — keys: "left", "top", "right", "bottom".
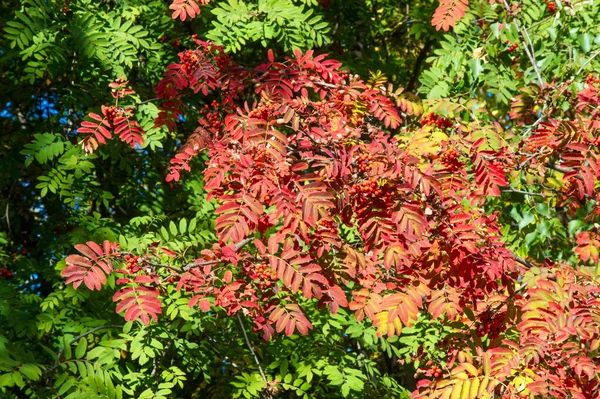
[{"left": 2, "top": 0, "right": 600, "bottom": 398}]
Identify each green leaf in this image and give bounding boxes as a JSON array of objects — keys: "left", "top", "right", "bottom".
[
  {"left": 341, "top": 383, "right": 350, "bottom": 397},
  {"left": 0, "top": 373, "right": 14, "bottom": 387},
  {"left": 75, "top": 338, "right": 87, "bottom": 359},
  {"left": 535, "top": 203, "right": 550, "bottom": 217},
  {"left": 518, "top": 210, "right": 535, "bottom": 229},
  {"left": 18, "top": 364, "right": 41, "bottom": 381},
  {"left": 579, "top": 33, "right": 592, "bottom": 53},
  {"left": 12, "top": 371, "right": 24, "bottom": 388},
  {"left": 63, "top": 336, "right": 72, "bottom": 360}
]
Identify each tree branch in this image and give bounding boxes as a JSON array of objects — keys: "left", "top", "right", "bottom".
[
  {"left": 124, "top": 237, "right": 256, "bottom": 274},
  {"left": 501, "top": 188, "right": 545, "bottom": 197},
  {"left": 407, "top": 40, "right": 434, "bottom": 93},
  {"left": 545, "top": 163, "right": 575, "bottom": 174},
  {"left": 512, "top": 254, "right": 535, "bottom": 269}
]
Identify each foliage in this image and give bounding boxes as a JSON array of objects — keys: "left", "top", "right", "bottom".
[{"left": 2, "top": 0, "right": 600, "bottom": 398}]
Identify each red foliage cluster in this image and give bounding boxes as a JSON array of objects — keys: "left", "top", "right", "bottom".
[
  {"left": 431, "top": 0, "right": 469, "bottom": 31},
  {"left": 169, "top": 0, "right": 210, "bottom": 21},
  {"left": 65, "top": 46, "right": 600, "bottom": 398},
  {"left": 421, "top": 112, "right": 453, "bottom": 129},
  {"left": 521, "top": 77, "right": 600, "bottom": 213},
  {"left": 77, "top": 84, "right": 145, "bottom": 155}
]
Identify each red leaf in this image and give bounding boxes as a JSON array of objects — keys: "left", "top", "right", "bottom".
[
  {"left": 198, "top": 299, "right": 211, "bottom": 311},
  {"left": 431, "top": 0, "right": 469, "bottom": 31}
]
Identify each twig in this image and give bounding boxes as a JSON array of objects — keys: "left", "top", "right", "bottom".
[
  {"left": 1, "top": 202, "right": 9, "bottom": 233},
  {"left": 182, "top": 259, "right": 222, "bottom": 272},
  {"left": 574, "top": 49, "right": 600, "bottom": 78},
  {"left": 137, "top": 97, "right": 160, "bottom": 106},
  {"left": 512, "top": 254, "right": 535, "bottom": 269},
  {"left": 521, "top": 111, "right": 546, "bottom": 138},
  {"left": 130, "top": 237, "right": 256, "bottom": 274},
  {"left": 151, "top": 341, "right": 172, "bottom": 377},
  {"left": 237, "top": 313, "right": 272, "bottom": 398},
  {"left": 503, "top": 1, "right": 544, "bottom": 88},
  {"left": 356, "top": 341, "right": 377, "bottom": 384},
  {"left": 44, "top": 325, "right": 122, "bottom": 378},
  {"left": 501, "top": 188, "right": 545, "bottom": 197},
  {"left": 182, "top": 237, "right": 254, "bottom": 272},
  {"left": 234, "top": 237, "right": 256, "bottom": 252},
  {"left": 545, "top": 162, "right": 575, "bottom": 174}
]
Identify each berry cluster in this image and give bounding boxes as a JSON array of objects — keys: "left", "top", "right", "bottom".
[
  {"left": 248, "top": 103, "right": 276, "bottom": 120},
  {"left": 586, "top": 74, "right": 600, "bottom": 86},
  {"left": 263, "top": 192, "right": 272, "bottom": 204},
  {"left": 124, "top": 254, "right": 142, "bottom": 274},
  {"left": 505, "top": 41, "right": 519, "bottom": 52},
  {"left": 200, "top": 100, "right": 222, "bottom": 131},
  {"left": 254, "top": 262, "right": 278, "bottom": 288},
  {"left": 348, "top": 178, "right": 384, "bottom": 197},
  {"left": 476, "top": 310, "right": 505, "bottom": 339},
  {"left": 522, "top": 140, "right": 537, "bottom": 153},
  {"left": 252, "top": 146, "right": 273, "bottom": 170},
  {"left": 349, "top": 178, "right": 395, "bottom": 209},
  {"left": 103, "top": 105, "right": 118, "bottom": 124},
  {"left": 421, "top": 360, "right": 443, "bottom": 379},
  {"left": 0, "top": 268, "right": 14, "bottom": 278},
  {"left": 547, "top": 1, "right": 555, "bottom": 13},
  {"left": 318, "top": 219, "right": 337, "bottom": 234},
  {"left": 214, "top": 54, "right": 230, "bottom": 70},
  {"left": 421, "top": 112, "right": 453, "bottom": 129},
  {"left": 440, "top": 148, "right": 463, "bottom": 170},
  {"left": 356, "top": 153, "right": 377, "bottom": 172},
  {"left": 180, "top": 50, "right": 200, "bottom": 75}
]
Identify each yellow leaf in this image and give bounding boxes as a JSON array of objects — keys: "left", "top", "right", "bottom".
[
  {"left": 452, "top": 372, "right": 469, "bottom": 380},
  {"left": 469, "top": 378, "right": 480, "bottom": 399},
  {"left": 478, "top": 377, "right": 489, "bottom": 396},
  {"left": 461, "top": 363, "right": 478, "bottom": 377},
  {"left": 460, "top": 379, "right": 471, "bottom": 399},
  {"left": 441, "top": 387, "right": 453, "bottom": 399},
  {"left": 482, "top": 353, "right": 491, "bottom": 376},
  {"left": 450, "top": 381, "right": 463, "bottom": 399}
]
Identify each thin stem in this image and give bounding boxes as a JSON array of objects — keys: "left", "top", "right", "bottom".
[
  {"left": 237, "top": 313, "right": 272, "bottom": 399},
  {"left": 139, "top": 237, "right": 256, "bottom": 274},
  {"left": 501, "top": 188, "right": 545, "bottom": 197},
  {"left": 45, "top": 325, "right": 122, "bottom": 378},
  {"left": 545, "top": 162, "right": 575, "bottom": 174},
  {"left": 503, "top": 1, "right": 544, "bottom": 88},
  {"left": 575, "top": 49, "right": 600, "bottom": 78},
  {"left": 512, "top": 254, "right": 536, "bottom": 269},
  {"left": 137, "top": 97, "right": 160, "bottom": 106}
]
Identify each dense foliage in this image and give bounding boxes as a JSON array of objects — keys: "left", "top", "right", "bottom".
[{"left": 2, "top": 0, "right": 600, "bottom": 398}]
